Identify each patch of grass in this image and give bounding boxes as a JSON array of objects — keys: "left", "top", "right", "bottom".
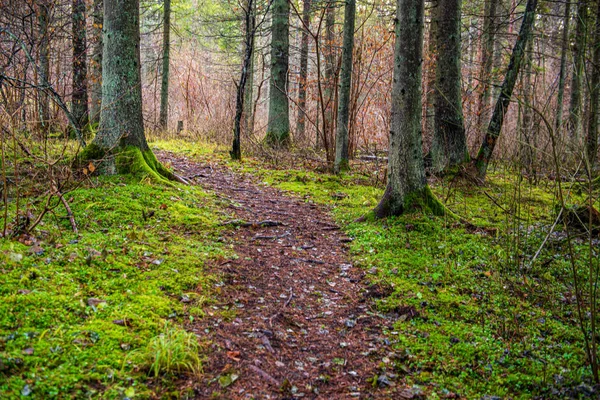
[
  {"left": 154, "top": 140, "right": 596, "bottom": 399},
  {"left": 141, "top": 323, "right": 202, "bottom": 378},
  {"left": 0, "top": 168, "right": 229, "bottom": 398}
]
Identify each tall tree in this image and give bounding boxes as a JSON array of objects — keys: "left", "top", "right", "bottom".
[
  {"left": 569, "top": 0, "right": 588, "bottom": 144},
  {"left": 296, "top": 0, "right": 311, "bottom": 143},
  {"left": 322, "top": 0, "right": 336, "bottom": 158},
  {"left": 82, "top": 0, "right": 175, "bottom": 181},
  {"left": 430, "top": 0, "right": 468, "bottom": 172},
  {"left": 159, "top": 0, "right": 171, "bottom": 130},
  {"left": 232, "top": 0, "right": 256, "bottom": 160},
  {"left": 554, "top": 0, "right": 570, "bottom": 136},
  {"left": 472, "top": 0, "right": 538, "bottom": 179},
  {"left": 476, "top": 0, "right": 498, "bottom": 135},
  {"left": 243, "top": 0, "right": 256, "bottom": 136},
  {"left": 72, "top": 0, "right": 89, "bottom": 132},
  {"left": 89, "top": 0, "right": 103, "bottom": 126},
  {"left": 586, "top": 0, "right": 600, "bottom": 169},
  {"left": 37, "top": 0, "right": 51, "bottom": 132},
  {"left": 266, "top": 0, "right": 290, "bottom": 147},
  {"left": 373, "top": 0, "right": 444, "bottom": 218},
  {"left": 334, "top": 0, "right": 356, "bottom": 173}
]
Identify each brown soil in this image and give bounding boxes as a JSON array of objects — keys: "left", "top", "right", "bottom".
[{"left": 158, "top": 152, "right": 406, "bottom": 399}]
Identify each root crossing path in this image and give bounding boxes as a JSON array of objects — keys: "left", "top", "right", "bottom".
[{"left": 158, "top": 152, "right": 403, "bottom": 399}]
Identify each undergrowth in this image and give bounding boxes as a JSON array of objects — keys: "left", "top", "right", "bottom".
[
  {"left": 154, "top": 140, "right": 600, "bottom": 399},
  {"left": 0, "top": 161, "right": 228, "bottom": 398}
]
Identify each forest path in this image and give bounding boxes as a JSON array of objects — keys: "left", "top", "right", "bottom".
[{"left": 157, "top": 151, "right": 401, "bottom": 399}]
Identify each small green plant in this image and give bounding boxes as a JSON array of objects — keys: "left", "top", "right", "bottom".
[{"left": 143, "top": 324, "right": 202, "bottom": 377}]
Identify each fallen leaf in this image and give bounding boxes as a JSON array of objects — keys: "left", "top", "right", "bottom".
[{"left": 226, "top": 351, "right": 241, "bottom": 362}]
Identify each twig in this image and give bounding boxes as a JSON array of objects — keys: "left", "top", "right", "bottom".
[
  {"left": 247, "top": 364, "right": 280, "bottom": 386},
  {"left": 221, "top": 219, "right": 285, "bottom": 228},
  {"left": 55, "top": 187, "right": 78, "bottom": 234}
]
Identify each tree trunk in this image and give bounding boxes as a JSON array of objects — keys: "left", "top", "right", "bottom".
[
  {"left": 89, "top": 0, "right": 103, "bottom": 126},
  {"left": 554, "top": 0, "right": 570, "bottom": 136},
  {"left": 476, "top": 0, "right": 498, "bottom": 136},
  {"left": 296, "top": 0, "right": 311, "bottom": 143},
  {"left": 159, "top": 0, "right": 171, "bottom": 130},
  {"left": 569, "top": 0, "right": 588, "bottom": 145},
  {"left": 83, "top": 0, "right": 173, "bottom": 181},
  {"left": 243, "top": 0, "right": 256, "bottom": 137},
  {"left": 232, "top": 0, "right": 256, "bottom": 160},
  {"left": 38, "top": 1, "right": 51, "bottom": 133},
  {"left": 323, "top": 0, "right": 336, "bottom": 160},
  {"left": 586, "top": 0, "right": 600, "bottom": 170},
  {"left": 373, "top": 0, "right": 444, "bottom": 218},
  {"left": 520, "top": 35, "right": 534, "bottom": 175},
  {"left": 334, "top": 0, "right": 355, "bottom": 173},
  {"left": 424, "top": 1, "right": 438, "bottom": 145},
  {"left": 430, "top": 0, "right": 468, "bottom": 173},
  {"left": 72, "top": 0, "right": 89, "bottom": 133},
  {"left": 266, "top": 0, "right": 290, "bottom": 147},
  {"left": 472, "top": 0, "right": 538, "bottom": 179}
]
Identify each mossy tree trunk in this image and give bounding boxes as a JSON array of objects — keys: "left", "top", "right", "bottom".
[
  {"left": 266, "top": 0, "right": 290, "bottom": 147},
  {"left": 82, "top": 0, "right": 174, "bottom": 181},
  {"left": 373, "top": 0, "right": 444, "bottom": 218},
  {"left": 586, "top": 0, "right": 600, "bottom": 171},
  {"left": 72, "top": 0, "right": 89, "bottom": 132},
  {"left": 89, "top": 0, "right": 103, "bottom": 126},
  {"left": 296, "top": 0, "right": 311, "bottom": 143},
  {"left": 473, "top": 0, "right": 538, "bottom": 180},
  {"left": 334, "top": 0, "right": 356, "bottom": 174},
  {"left": 430, "top": 0, "right": 468, "bottom": 173},
  {"left": 159, "top": 0, "right": 171, "bottom": 130}
]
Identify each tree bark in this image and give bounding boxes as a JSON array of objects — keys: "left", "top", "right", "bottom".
[
  {"left": 472, "top": 0, "right": 538, "bottom": 179},
  {"left": 554, "top": 0, "right": 570, "bottom": 136},
  {"left": 520, "top": 34, "right": 534, "bottom": 175},
  {"left": 296, "top": 0, "right": 311, "bottom": 143},
  {"left": 586, "top": 0, "right": 600, "bottom": 169},
  {"left": 569, "top": 0, "right": 588, "bottom": 145},
  {"left": 232, "top": 0, "right": 256, "bottom": 160},
  {"left": 430, "top": 0, "right": 468, "bottom": 173},
  {"left": 424, "top": 1, "right": 438, "bottom": 144},
  {"left": 322, "top": 0, "right": 336, "bottom": 159},
  {"left": 266, "top": 0, "right": 290, "bottom": 147},
  {"left": 37, "top": 0, "right": 51, "bottom": 132},
  {"left": 89, "top": 0, "right": 103, "bottom": 126},
  {"left": 243, "top": 0, "right": 256, "bottom": 137},
  {"left": 72, "top": 0, "right": 89, "bottom": 132},
  {"left": 83, "top": 0, "right": 173, "bottom": 181},
  {"left": 476, "top": 0, "right": 498, "bottom": 136},
  {"left": 334, "top": 0, "right": 355, "bottom": 173},
  {"left": 373, "top": 0, "right": 444, "bottom": 218},
  {"left": 159, "top": 0, "right": 171, "bottom": 130}
]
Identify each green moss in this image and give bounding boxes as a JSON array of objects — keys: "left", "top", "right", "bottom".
[
  {"left": 151, "top": 142, "right": 596, "bottom": 398},
  {"left": 115, "top": 146, "right": 175, "bottom": 184},
  {"left": 76, "top": 142, "right": 106, "bottom": 163},
  {"left": 0, "top": 174, "right": 229, "bottom": 398}
]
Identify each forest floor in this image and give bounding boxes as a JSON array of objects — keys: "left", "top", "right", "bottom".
[
  {"left": 1, "top": 139, "right": 599, "bottom": 399},
  {"left": 157, "top": 150, "right": 405, "bottom": 399}
]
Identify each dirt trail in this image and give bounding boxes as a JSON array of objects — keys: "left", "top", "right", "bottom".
[{"left": 158, "top": 152, "right": 402, "bottom": 399}]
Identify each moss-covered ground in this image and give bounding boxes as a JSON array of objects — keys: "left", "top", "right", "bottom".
[
  {"left": 153, "top": 140, "right": 600, "bottom": 399},
  {"left": 2, "top": 137, "right": 599, "bottom": 398},
  {"left": 0, "top": 152, "right": 229, "bottom": 398}
]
